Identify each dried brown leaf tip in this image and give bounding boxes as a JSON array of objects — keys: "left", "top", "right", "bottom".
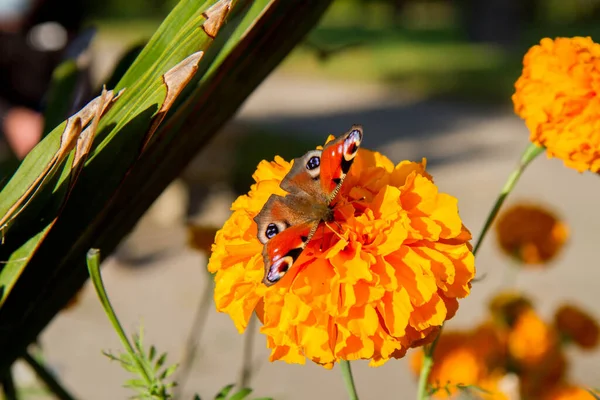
[
  {"left": 201, "top": 0, "right": 232, "bottom": 39},
  {"left": 0, "top": 89, "right": 122, "bottom": 239},
  {"left": 143, "top": 51, "right": 204, "bottom": 150},
  {"left": 160, "top": 52, "right": 204, "bottom": 115}
]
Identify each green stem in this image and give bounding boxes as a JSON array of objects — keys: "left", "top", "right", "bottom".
[
  {"left": 86, "top": 249, "right": 153, "bottom": 386},
  {"left": 22, "top": 351, "right": 76, "bottom": 400},
  {"left": 472, "top": 143, "right": 544, "bottom": 255},
  {"left": 414, "top": 143, "right": 543, "bottom": 399},
  {"left": 416, "top": 331, "right": 440, "bottom": 400},
  {"left": 340, "top": 360, "right": 359, "bottom": 400},
  {"left": 1, "top": 367, "right": 18, "bottom": 400},
  {"left": 416, "top": 354, "right": 432, "bottom": 399}
]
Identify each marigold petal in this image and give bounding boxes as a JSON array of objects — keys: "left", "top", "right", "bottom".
[
  {"left": 378, "top": 289, "right": 412, "bottom": 337},
  {"left": 409, "top": 293, "right": 447, "bottom": 331},
  {"left": 386, "top": 249, "right": 437, "bottom": 307},
  {"left": 328, "top": 242, "right": 373, "bottom": 284}
]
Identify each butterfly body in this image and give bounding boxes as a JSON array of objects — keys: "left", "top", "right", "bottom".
[{"left": 254, "top": 126, "right": 363, "bottom": 286}]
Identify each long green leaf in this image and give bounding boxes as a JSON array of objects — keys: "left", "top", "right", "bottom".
[{"left": 0, "top": 0, "right": 333, "bottom": 376}]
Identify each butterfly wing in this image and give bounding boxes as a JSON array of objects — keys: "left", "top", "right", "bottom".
[
  {"left": 280, "top": 149, "right": 327, "bottom": 203},
  {"left": 260, "top": 222, "right": 317, "bottom": 285},
  {"left": 254, "top": 125, "right": 363, "bottom": 286},
  {"left": 319, "top": 125, "right": 363, "bottom": 201},
  {"left": 280, "top": 125, "right": 363, "bottom": 203},
  {"left": 254, "top": 194, "right": 319, "bottom": 286}
]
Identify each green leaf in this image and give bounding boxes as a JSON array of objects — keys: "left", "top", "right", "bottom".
[
  {"left": 0, "top": 45, "right": 203, "bottom": 305},
  {"left": 228, "top": 388, "right": 253, "bottom": 400},
  {"left": 215, "top": 384, "right": 235, "bottom": 399},
  {"left": 159, "top": 364, "right": 178, "bottom": 380},
  {"left": 148, "top": 345, "right": 156, "bottom": 362},
  {"left": 133, "top": 333, "right": 144, "bottom": 355},
  {"left": 125, "top": 379, "right": 148, "bottom": 389},
  {"left": 154, "top": 352, "right": 167, "bottom": 371},
  {"left": 0, "top": 0, "right": 335, "bottom": 378},
  {"left": 119, "top": 352, "right": 135, "bottom": 365},
  {"left": 103, "top": 351, "right": 126, "bottom": 364},
  {"left": 0, "top": 88, "right": 121, "bottom": 300}
]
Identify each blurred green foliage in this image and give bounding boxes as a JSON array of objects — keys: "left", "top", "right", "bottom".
[
  {"left": 279, "top": 0, "right": 600, "bottom": 103},
  {"left": 88, "top": 0, "right": 600, "bottom": 104},
  {"left": 86, "top": 0, "right": 178, "bottom": 19}
]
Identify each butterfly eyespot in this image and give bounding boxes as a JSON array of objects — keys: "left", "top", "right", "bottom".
[
  {"left": 344, "top": 130, "right": 362, "bottom": 155},
  {"left": 306, "top": 156, "right": 320, "bottom": 170},
  {"left": 265, "top": 223, "right": 279, "bottom": 239},
  {"left": 267, "top": 255, "right": 294, "bottom": 283}
]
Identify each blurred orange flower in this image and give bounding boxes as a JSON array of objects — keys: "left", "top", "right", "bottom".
[
  {"left": 208, "top": 142, "right": 475, "bottom": 368},
  {"left": 554, "top": 304, "right": 600, "bottom": 349},
  {"left": 410, "top": 327, "right": 507, "bottom": 399},
  {"left": 495, "top": 204, "right": 568, "bottom": 265},
  {"left": 513, "top": 36, "right": 600, "bottom": 172},
  {"left": 489, "top": 291, "right": 533, "bottom": 327},
  {"left": 508, "top": 308, "right": 559, "bottom": 368}
]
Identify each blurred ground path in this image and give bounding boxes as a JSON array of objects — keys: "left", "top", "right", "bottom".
[{"left": 36, "top": 69, "right": 600, "bottom": 400}]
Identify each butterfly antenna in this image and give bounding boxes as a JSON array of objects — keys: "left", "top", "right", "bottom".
[{"left": 324, "top": 221, "right": 346, "bottom": 241}]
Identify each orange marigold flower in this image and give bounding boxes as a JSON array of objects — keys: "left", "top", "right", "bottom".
[
  {"left": 512, "top": 37, "right": 600, "bottom": 172},
  {"left": 554, "top": 304, "right": 600, "bottom": 349},
  {"left": 495, "top": 203, "right": 568, "bottom": 265},
  {"left": 508, "top": 308, "right": 559, "bottom": 368},
  {"left": 410, "top": 332, "right": 484, "bottom": 396},
  {"left": 208, "top": 145, "right": 475, "bottom": 368},
  {"left": 410, "top": 329, "right": 507, "bottom": 399}
]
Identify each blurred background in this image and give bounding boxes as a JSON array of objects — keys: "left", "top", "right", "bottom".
[{"left": 2, "top": 0, "right": 600, "bottom": 398}]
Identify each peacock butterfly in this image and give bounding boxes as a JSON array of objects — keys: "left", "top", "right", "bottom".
[{"left": 254, "top": 125, "right": 363, "bottom": 286}]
